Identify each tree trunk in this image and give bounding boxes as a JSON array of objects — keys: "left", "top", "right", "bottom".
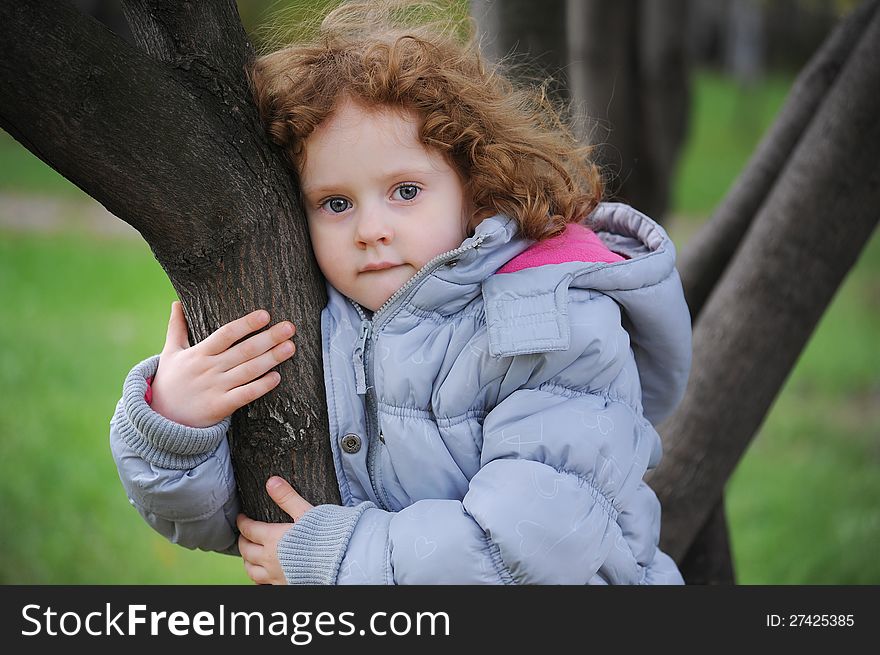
[
  {"left": 468, "top": 0, "right": 569, "bottom": 102},
  {"left": 649, "top": 0, "right": 880, "bottom": 561},
  {"left": 469, "top": 0, "right": 692, "bottom": 221},
  {"left": 725, "top": 0, "right": 764, "bottom": 85},
  {"left": 678, "top": 499, "right": 736, "bottom": 584},
  {"left": 565, "top": 0, "right": 691, "bottom": 222},
  {"left": 0, "top": 0, "right": 340, "bottom": 520}
]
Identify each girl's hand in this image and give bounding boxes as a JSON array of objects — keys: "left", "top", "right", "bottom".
[
  {"left": 237, "top": 477, "right": 314, "bottom": 585},
  {"left": 150, "top": 301, "right": 296, "bottom": 428}
]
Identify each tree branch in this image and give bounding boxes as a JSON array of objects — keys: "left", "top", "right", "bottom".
[
  {"left": 0, "top": 0, "right": 263, "bottom": 270},
  {"left": 677, "top": 0, "right": 878, "bottom": 320},
  {"left": 651, "top": 1, "right": 880, "bottom": 561},
  {"left": 120, "top": 0, "right": 251, "bottom": 74}
]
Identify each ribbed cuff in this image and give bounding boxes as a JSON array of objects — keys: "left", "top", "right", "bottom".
[
  {"left": 277, "top": 502, "right": 375, "bottom": 585},
  {"left": 115, "top": 355, "right": 231, "bottom": 469}
]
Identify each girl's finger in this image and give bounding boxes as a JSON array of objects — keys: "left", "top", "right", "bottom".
[
  {"left": 225, "top": 371, "right": 283, "bottom": 411},
  {"left": 216, "top": 321, "right": 296, "bottom": 371},
  {"left": 199, "top": 310, "right": 271, "bottom": 356},
  {"left": 243, "top": 560, "right": 271, "bottom": 585},
  {"left": 237, "top": 513, "right": 274, "bottom": 546},
  {"left": 223, "top": 340, "right": 295, "bottom": 388},
  {"left": 163, "top": 301, "right": 191, "bottom": 352},
  {"left": 237, "top": 534, "right": 264, "bottom": 563},
  {"left": 267, "top": 476, "right": 313, "bottom": 522}
]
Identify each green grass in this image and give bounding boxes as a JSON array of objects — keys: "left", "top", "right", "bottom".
[
  {"left": 0, "top": 131, "right": 88, "bottom": 198},
  {"left": 0, "top": 231, "right": 248, "bottom": 583},
  {"left": 722, "top": 232, "right": 880, "bottom": 584},
  {"left": 1, "top": 69, "right": 877, "bottom": 584},
  {"left": 672, "top": 71, "right": 792, "bottom": 216}
]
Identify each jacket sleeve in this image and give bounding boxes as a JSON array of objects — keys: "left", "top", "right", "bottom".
[
  {"left": 276, "top": 291, "right": 675, "bottom": 584},
  {"left": 109, "top": 355, "right": 239, "bottom": 554}
]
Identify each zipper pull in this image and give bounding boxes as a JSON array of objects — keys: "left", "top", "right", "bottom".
[{"left": 352, "top": 319, "right": 372, "bottom": 395}]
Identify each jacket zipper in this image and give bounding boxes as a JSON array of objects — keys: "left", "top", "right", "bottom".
[
  {"left": 349, "top": 233, "right": 486, "bottom": 393},
  {"left": 347, "top": 235, "right": 486, "bottom": 511},
  {"left": 352, "top": 319, "right": 371, "bottom": 395}
]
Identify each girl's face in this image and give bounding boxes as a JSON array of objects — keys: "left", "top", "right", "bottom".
[{"left": 299, "top": 98, "right": 470, "bottom": 311}]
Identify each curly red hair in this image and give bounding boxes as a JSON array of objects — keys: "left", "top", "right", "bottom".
[{"left": 250, "top": 1, "right": 602, "bottom": 241}]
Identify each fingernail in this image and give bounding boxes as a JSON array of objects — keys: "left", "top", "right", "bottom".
[{"left": 266, "top": 476, "right": 283, "bottom": 491}]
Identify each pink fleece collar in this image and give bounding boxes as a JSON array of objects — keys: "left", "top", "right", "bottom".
[{"left": 496, "top": 223, "right": 625, "bottom": 274}]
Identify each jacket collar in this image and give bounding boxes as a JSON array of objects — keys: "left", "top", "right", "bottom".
[{"left": 336, "top": 214, "right": 532, "bottom": 325}]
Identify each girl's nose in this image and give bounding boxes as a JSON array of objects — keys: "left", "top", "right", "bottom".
[{"left": 355, "top": 206, "right": 394, "bottom": 247}]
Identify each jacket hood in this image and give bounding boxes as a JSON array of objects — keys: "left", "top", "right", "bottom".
[{"left": 479, "top": 202, "right": 693, "bottom": 425}]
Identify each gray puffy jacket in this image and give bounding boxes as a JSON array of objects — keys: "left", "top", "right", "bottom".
[{"left": 110, "top": 202, "right": 691, "bottom": 584}]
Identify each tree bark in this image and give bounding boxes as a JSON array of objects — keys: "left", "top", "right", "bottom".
[
  {"left": 649, "top": 0, "right": 880, "bottom": 561},
  {"left": 0, "top": 0, "right": 340, "bottom": 520},
  {"left": 72, "top": 0, "right": 134, "bottom": 44},
  {"left": 678, "top": 499, "right": 736, "bottom": 584}
]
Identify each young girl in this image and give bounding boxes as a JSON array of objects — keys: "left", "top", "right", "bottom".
[{"left": 109, "top": 1, "right": 691, "bottom": 585}]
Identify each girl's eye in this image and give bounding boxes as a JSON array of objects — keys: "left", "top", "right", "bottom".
[
  {"left": 322, "top": 197, "right": 351, "bottom": 213},
  {"left": 393, "top": 184, "right": 420, "bottom": 201}
]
